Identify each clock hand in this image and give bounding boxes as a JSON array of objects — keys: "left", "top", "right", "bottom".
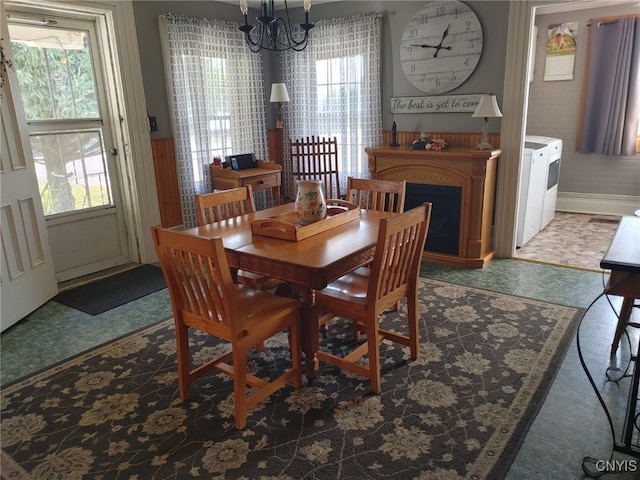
[
  {"left": 433, "top": 24, "right": 451, "bottom": 58},
  {"left": 410, "top": 43, "right": 442, "bottom": 49},
  {"left": 440, "top": 24, "right": 450, "bottom": 41},
  {"left": 409, "top": 24, "right": 453, "bottom": 56},
  {"left": 432, "top": 45, "right": 452, "bottom": 58}
]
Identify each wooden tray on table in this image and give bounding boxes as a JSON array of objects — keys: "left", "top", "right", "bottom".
[{"left": 251, "top": 200, "right": 360, "bottom": 241}]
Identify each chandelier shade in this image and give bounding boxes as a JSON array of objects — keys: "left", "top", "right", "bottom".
[{"left": 239, "top": 0, "right": 315, "bottom": 52}]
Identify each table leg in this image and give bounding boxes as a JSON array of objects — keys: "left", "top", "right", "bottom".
[
  {"left": 611, "top": 297, "right": 635, "bottom": 355},
  {"left": 299, "top": 287, "right": 319, "bottom": 384}
]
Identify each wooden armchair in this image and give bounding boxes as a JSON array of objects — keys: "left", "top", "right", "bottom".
[
  {"left": 314, "top": 203, "right": 432, "bottom": 393},
  {"left": 152, "top": 225, "right": 302, "bottom": 430},
  {"left": 290, "top": 136, "right": 341, "bottom": 199},
  {"left": 195, "top": 186, "right": 283, "bottom": 291}
]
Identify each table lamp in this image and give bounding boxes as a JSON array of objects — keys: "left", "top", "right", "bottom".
[
  {"left": 270, "top": 83, "right": 290, "bottom": 129},
  {"left": 472, "top": 94, "right": 502, "bottom": 150}
]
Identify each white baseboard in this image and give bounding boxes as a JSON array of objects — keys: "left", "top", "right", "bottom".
[{"left": 556, "top": 192, "right": 640, "bottom": 216}]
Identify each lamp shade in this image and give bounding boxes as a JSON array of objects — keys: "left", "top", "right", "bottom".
[
  {"left": 472, "top": 94, "right": 502, "bottom": 118},
  {"left": 270, "top": 83, "right": 290, "bottom": 103}
]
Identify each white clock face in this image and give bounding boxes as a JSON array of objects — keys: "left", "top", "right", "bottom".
[{"left": 400, "top": 1, "right": 483, "bottom": 94}]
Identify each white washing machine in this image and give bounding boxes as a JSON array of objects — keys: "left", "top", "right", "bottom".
[{"left": 516, "top": 136, "right": 562, "bottom": 247}]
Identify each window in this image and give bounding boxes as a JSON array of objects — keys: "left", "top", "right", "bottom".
[
  {"left": 161, "top": 14, "right": 267, "bottom": 227},
  {"left": 282, "top": 13, "right": 383, "bottom": 198},
  {"left": 8, "top": 21, "right": 113, "bottom": 216}
]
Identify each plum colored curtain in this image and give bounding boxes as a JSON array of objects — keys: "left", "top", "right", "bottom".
[{"left": 578, "top": 16, "right": 640, "bottom": 156}]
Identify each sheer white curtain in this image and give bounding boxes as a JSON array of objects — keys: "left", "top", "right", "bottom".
[
  {"left": 280, "top": 12, "right": 383, "bottom": 199},
  {"left": 160, "top": 14, "right": 267, "bottom": 227}
]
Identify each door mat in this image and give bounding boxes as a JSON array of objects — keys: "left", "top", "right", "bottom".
[{"left": 53, "top": 264, "right": 166, "bottom": 315}]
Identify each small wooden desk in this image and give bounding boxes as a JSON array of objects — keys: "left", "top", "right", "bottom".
[
  {"left": 210, "top": 160, "right": 281, "bottom": 205},
  {"left": 182, "top": 204, "right": 392, "bottom": 382}
]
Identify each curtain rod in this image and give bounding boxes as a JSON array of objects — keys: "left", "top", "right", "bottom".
[{"left": 587, "top": 14, "right": 639, "bottom": 27}]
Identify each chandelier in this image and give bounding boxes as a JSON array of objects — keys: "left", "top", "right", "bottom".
[{"left": 239, "top": 0, "right": 315, "bottom": 52}]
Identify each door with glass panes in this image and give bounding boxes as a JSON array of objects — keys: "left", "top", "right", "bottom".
[{"left": 5, "top": 10, "right": 131, "bottom": 283}]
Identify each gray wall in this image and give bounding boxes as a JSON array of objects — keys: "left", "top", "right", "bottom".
[
  {"left": 131, "top": 0, "right": 638, "bottom": 203},
  {"left": 132, "top": 1, "right": 243, "bottom": 139},
  {"left": 528, "top": 4, "right": 640, "bottom": 197},
  {"left": 133, "top": 1, "right": 510, "bottom": 139}
]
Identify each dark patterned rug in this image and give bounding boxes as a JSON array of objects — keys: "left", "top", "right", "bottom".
[{"left": 1, "top": 279, "right": 582, "bottom": 480}]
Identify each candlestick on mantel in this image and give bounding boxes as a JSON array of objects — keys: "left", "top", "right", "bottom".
[{"left": 391, "top": 121, "right": 399, "bottom": 147}]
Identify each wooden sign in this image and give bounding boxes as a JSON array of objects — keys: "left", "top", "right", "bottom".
[{"left": 391, "top": 94, "right": 481, "bottom": 114}]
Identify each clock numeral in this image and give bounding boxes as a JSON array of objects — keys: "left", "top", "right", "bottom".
[
  {"left": 437, "top": 5, "right": 446, "bottom": 15},
  {"left": 421, "top": 14, "right": 428, "bottom": 25},
  {"left": 410, "top": 63, "right": 416, "bottom": 73},
  {"left": 465, "top": 20, "right": 472, "bottom": 31},
  {"left": 468, "top": 40, "right": 475, "bottom": 49},
  {"left": 409, "top": 27, "right": 418, "bottom": 38},
  {"left": 464, "top": 58, "right": 470, "bottom": 67},
  {"left": 451, "top": 73, "right": 457, "bottom": 81},
  {"left": 435, "top": 78, "right": 441, "bottom": 87}
]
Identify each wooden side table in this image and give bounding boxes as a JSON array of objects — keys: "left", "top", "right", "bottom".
[
  {"left": 581, "top": 214, "right": 640, "bottom": 466},
  {"left": 601, "top": 216, "right": 640, "bottom": 355},
  {"left": 210, "top": 160, "right": 281, "bottom": 206}
]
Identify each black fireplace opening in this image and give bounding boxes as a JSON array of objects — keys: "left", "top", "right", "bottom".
[{"left": 404, "top": 183, "right": 462, "bottom": 256}]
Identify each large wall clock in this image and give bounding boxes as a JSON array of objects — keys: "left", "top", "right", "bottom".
[{"left": 400, "top": 1, "right": 483, "bottom": 94}]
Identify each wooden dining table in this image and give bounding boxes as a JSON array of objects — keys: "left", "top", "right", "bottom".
[{"left": 179, "top": 203, "right": 393, "bottom": 382}]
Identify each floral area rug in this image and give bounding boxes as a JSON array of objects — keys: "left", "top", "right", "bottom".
[{"left": 1, "top": 279, "right": 582, "bottom": 480}]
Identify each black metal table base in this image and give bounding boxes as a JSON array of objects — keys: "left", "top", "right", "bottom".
[{"left": 579, "top": 297, "right": 640, "bottom": 478}]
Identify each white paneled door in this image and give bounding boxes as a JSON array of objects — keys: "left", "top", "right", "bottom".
[
  {"left": 4, "top": 10, "right": 132, "bottom": 283},
  {"left": 1, "top": 30, "right": 57, "bottom": 331},
  {"left": 1, "top": 3, "right": 138, "bottom": 330}
]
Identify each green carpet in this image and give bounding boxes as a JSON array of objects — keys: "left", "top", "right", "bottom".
[{"left": 0, "top": 279, "right": 582, "bottom": 479}]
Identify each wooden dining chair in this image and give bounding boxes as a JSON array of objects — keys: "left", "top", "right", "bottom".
[
  {"left": 195, "top": 185, "right": 256, "bottom": 225},
  {"left": 195, "top": 186, "right": 283, "bottom": 291},
  {"left": 320, "top": 177, "right": 408, "bottom": 335},
  {"left": 152, "top": 225, "right": 302, "bottom": 430},
  {"left": 290, "top": 136, "right": 341, "bottom": 199},
  {"left": 314, "top": 203, "right": 432, "bottom": 394},
  {"left": 344, "top": 177, "right": 406, "bottom": 215}
]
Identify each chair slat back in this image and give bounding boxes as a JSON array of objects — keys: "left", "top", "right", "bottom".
[
  {"left": 152, "top": 226, "right": 237, "bottom": 337},
  {"left": 290, "top": 136, "right": 341, "bottom": 199},
  {"left": 346, "top": 177, "right": 406, "bottom": 214},
  {"left": 195, "top": 186, "right": 256, "bottom": 225},
  {"left": 368, "top": 203, "right": 432, "bottom": 310}
]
